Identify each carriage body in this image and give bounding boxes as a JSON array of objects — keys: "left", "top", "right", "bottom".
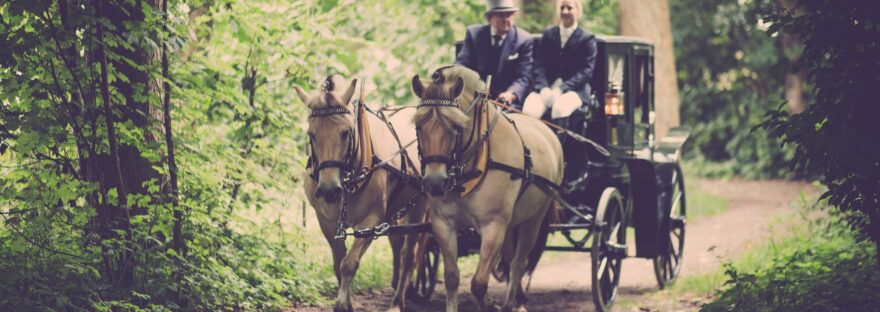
[
  {"left": 407, "top": 36, "right": 690, "bottom": 308},
  {"left": 552, "top": 35, "right": 689, "bottom": 259}
]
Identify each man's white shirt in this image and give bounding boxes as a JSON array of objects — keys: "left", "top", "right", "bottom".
[{"left": 490, "top": 28, "right": 508, "bottom": 47}]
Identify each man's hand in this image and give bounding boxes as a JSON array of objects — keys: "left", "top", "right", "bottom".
[{"left": 498, "top": 91, "right": 517, "bottom": 104}]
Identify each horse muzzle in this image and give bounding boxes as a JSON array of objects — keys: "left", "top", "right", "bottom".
[
  {"left": 316, "top": 183, "right": 343, "bottom": 203},
  {"left": 423, "top": 172, "right": 449, "bottom": 197}
]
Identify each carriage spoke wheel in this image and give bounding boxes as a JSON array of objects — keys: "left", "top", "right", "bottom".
[
  {"left": 591, "top": 188, "right": 626, "bottom": 312},
  {"left": 653, "top": 164, "right": 686, "bottom": 289},
  {"left": 408, "top": 236, "right": 440, "bottom": 303}
]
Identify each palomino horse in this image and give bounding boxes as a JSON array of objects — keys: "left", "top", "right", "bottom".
[
  {"left": 294, "top": 76, "right": 425, "bottom": 312},
  {"left": 411, "top": 65, "right": 564, "bottom": 312}
]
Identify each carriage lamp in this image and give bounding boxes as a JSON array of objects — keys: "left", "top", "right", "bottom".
[{"left": 604, "top": 90, "right": 624, "bottom": 116}]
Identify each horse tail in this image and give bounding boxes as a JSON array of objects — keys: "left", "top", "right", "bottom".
[{"left": 526, "top": 201, "right": 556, "bottom": 274}]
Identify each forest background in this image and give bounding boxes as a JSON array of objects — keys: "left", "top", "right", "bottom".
[{"left": 1, "top": 0, "right": 877, "bottom": 311}]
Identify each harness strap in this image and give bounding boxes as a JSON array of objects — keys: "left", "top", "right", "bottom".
[{"left": 316, "top": 160, "right": 349, "bottom": 171}]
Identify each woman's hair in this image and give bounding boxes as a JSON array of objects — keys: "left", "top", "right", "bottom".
[{"left": 555, "top": 0, "right": 583, "bottom": 25}]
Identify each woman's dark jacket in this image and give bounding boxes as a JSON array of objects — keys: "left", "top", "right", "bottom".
[{"left": 534, "top": 25, "right": 598, "bottom": 107}]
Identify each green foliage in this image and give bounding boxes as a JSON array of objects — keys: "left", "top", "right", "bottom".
[
  {"left": 671, "top": 0, "right": 796, "bottom": 178},
  {"left": 1, "top": 0, "right": 617, "bottom": 310},
  {"left": 761, "top": 0, "right": 880, "bottom": 252},
  {"left": 701, "top": 206, "right": 880, "bottom": 311}
]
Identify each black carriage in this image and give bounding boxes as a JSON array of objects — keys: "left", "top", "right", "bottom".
[{"left": 407, "top": 35, "right": 690, "bottom": 311}]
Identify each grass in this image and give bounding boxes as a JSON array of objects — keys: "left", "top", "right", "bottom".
[
  {"left": 660, "top": 192, "right": 875, "bottom": 309},
  {"left": 684, "top": 177, "right": 728, "bottom": 221}
]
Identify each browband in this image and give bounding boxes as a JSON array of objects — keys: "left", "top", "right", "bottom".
[
  {"left": 420, "top": 98, "right": 459, "bottom": 107},
  {"left": 309, "top": 106, "right": 351, "bottom": 117}
]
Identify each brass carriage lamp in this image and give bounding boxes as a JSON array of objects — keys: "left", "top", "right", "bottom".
[{"left": 604, "top": 82, "right": 624, "bottom": 116}]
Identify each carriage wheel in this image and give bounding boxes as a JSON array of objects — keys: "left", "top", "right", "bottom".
[
  {"left": 653, "top": 164, "right": 686, "bottom": 289},
  {"left": 408, "top": 235, "right": 440, "bottom": 303},
  {"left": 591, "top": 187, "right": 627, "bottom": 312}
]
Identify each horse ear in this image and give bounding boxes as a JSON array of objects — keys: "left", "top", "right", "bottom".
[
  {"left": 450, "top": 77, "right": 464, "bottom": 98},
  {"left": 340, "top": 78, "right": 357, "bottom": 105},
  {"left": 293, "top": 85, "right": 309, "bottom": 104},
  {"left": 411, "top": 75, "right": 424, "bottom": 98}
]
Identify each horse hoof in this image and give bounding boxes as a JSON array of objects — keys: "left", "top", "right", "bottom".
[{"left": 385, "top": 307, "right": 403, "bottom": 312}]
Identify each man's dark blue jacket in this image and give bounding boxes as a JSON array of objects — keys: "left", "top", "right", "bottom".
[
  {"left": 455, "top": 24, "right": 533, "bottom": 108},
  {"left": 534, "top": 25, "right": 598, "bottom": 107}
]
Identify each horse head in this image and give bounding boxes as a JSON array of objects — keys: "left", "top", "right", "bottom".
[
  {"left": 295, "top": 75, "right": 358, "bottom": 203},
  {"left": 411, "top": 65, "right": 485, "bottom": 196}
]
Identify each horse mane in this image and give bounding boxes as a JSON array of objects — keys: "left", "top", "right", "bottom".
[{"left": 413, "top": 65, "right": 486, "bottom": 129}]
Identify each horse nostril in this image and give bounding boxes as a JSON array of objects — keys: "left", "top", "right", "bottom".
[
  {"left": 429, "top": 186, "right": 445, "bottom": 196},
  {"left": 424, "top": 176, "right": 446, "bottom": 196},
  {"left": 317, "top": 184, "right": 343, "bottom": 202}
]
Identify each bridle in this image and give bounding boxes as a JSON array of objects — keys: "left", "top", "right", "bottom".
[
  {"left": 307, "top": 104, "right": 365, "bottom": 190},
  {"left": 416, "top": 90, "right": 492, "bottom": 194}
]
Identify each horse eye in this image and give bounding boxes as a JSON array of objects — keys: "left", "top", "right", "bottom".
[{"left": 340, "top": 130, "right": 351, "bottom": 138}]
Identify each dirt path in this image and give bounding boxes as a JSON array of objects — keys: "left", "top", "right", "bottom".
[{"left": 298, "top": 179, "right": 812, "bottom": 312}]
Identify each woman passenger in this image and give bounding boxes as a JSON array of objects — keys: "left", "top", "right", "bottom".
[{"left": 523, "top": 0, "right": 598, "bottom": 119}]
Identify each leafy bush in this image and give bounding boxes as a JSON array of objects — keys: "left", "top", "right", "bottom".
[
  {"left": 701, "top": 223, "right": 880, "bottom": 312},
  {"left": 701, "top": 211, "right": 880, "bottom": 312},
  {"left": 761, "top": 0, "right": 880, "bottom": 259}
]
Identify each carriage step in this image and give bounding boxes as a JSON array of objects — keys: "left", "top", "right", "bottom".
[{"left": 549, "top": 223, "right": 593, "bottom": 231}]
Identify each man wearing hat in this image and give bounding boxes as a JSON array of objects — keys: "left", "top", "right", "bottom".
[{"left": 456, "top": 0, "right": 533, "bottom": 109}]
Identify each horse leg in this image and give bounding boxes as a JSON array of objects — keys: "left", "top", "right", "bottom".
[
  {"left": 430, "top": 208, "right": 460, "bottom": 312},
  {"left": 472, "top": 220, "right": 508, "bottom": 312},
  {"left": 319, "top": 218, "right": 347, "bottom": 284},
  {"left": 504, "top": 200, "right": 553, "bottom": 312},
  {"left": 389, "top": 229, "right": 419, "bottom": 311},
  {"left": 389, "top": 200, "right": 426, "bottom": 312},
  {"left": 334, "top": 237, "right": 374, "bottom": 312},
  {"left": 389, "top": 232, "right": 403, "bottom": 290},
  {"left": 502, "top": 218, "right": 544, "bottom": 312},
  {"left": 495, "top": 227, "right": 518, "bottom": 283}
]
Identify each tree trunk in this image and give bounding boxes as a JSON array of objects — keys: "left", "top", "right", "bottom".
[
  {"left": 619, "top": 0, "right": 681, "bottom": 140},
  {"left": 777, "top": 0, "right": 806, "bottom": 114},
  {"left": 103, "top": 0, "right": 163, "bottom": 211},
  {"left": 88, "top": 0, "right": 163, "bottom": 288}
]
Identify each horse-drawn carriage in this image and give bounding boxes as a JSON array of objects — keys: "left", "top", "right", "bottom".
[
  {"left": 404, "top": 35, "right": 690, "bottom": 311},
  {"left": 299, "top": 35, "right": 689, "bottom": 312}
]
